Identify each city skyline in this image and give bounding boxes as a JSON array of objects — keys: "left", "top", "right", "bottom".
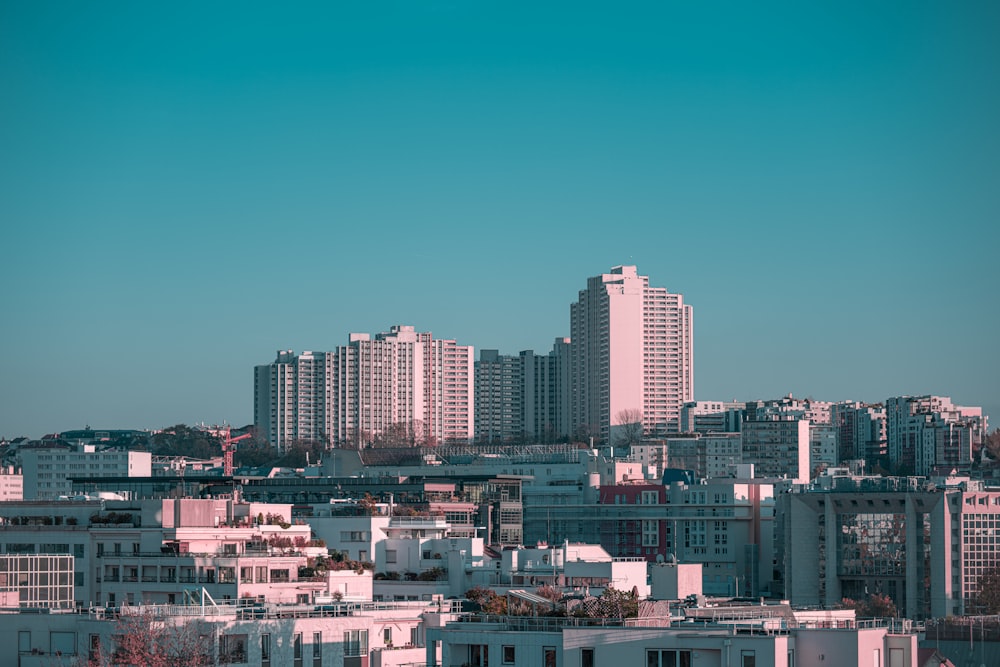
[{"left": 2, "top": 3, "right": 998, "bottom": 438}]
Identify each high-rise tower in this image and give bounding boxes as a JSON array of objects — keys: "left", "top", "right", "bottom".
[{"left": 569, "top": 265, "right": 693, "bottom": 443}]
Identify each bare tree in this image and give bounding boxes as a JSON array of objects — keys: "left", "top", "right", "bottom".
[
  {"left": 613, "top": 409, "right": 644, "bottom": 448},
  {"left": 82, "top": 609, "right": 214, "bottom": 667}
]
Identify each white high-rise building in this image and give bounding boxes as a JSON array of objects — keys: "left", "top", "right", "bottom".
[
  {"left": 332, "top": 325, "right": 474, "bottom": 447},
  {"left": 569, "top": 265, "right": 693, "bottom": 442},
  {"left": 255, "top": 326, "right": 475, "bottom": 450},
  {"left": 254, "top": 350, "right": 333, "bottom": 452}
]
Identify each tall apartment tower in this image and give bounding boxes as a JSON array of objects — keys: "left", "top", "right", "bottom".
[
  {"left": 569, "top": 265, "right": 693, "bottom": 443},
  {"left": 254, "top": 350, "right": 333, "bottom": 452},
  {"left": 332, "top": 325, "right": 474, "bottom": 447},
  {"left": 474, "top": 338, "right": 572, "bottom": 443}
]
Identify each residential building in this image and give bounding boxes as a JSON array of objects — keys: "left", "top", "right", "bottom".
[
  {"left": 256, "top": 326, "right": 475, "bottom": 449},
  {"left": 254, "top": 350, "right": 333, "bottom": 452},
  {"left": 810, "top": 424, "right": 839, "bottom": 476},
  {"left": 680, "top": 400, "right": 745, "bottom": 434},
  {"left": 474, "top": 339, "right": 571, "bottom": 444},
  {"left": 596, "top": 478, "right": 775, "bottom": 597},
  {"left": 832, "top": 401, "right": 887, "bottom": 467},
  {"left": 3, "top": 598, "right": 455, "bottom": 667},
  {"left": 0, "top": 465, "right": 23, "bottom": 501},
  {"left": 642, "top": 432, "right": 743, "bottom": 479},
  {"left": 333, "top": 325, "right": 474, "bottom": 446},
  {"left": 886, "top": 396, "right": 986, "bottom": 476},
  {"left": 741, "top": 416, "right": 810, "bottom": 483},
  {"left": 569, "top": 265, "right": 693, "bottom": 442},
  {"left": 428, "top": 606, "right": 922, "bottom": 667},
  {"left": 19, "top": 446, "right": 152, "bottom": 500}
]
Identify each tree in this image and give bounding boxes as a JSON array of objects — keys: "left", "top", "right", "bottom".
[
  {"left": 982, "top": 428, "right": 1000, "bottom": 465},
  {"left": 596, "top": 586, "right": 639, "bottom": 619},
  {"left": 83, "top": 609, "right": 214, "bottom": 667},
  {"left": 151, "top": 424, "right": 221, "bottom": 460},
  {"left": 975, "top": 565, "right": 1000, "bottom": 613},
  {"left": 613, "top": 409, "right": 644, "bottom": 449},
  {"left": 465, "top": 586, "right": 508, "bottom": 615},
  {"left": 841, "top": 593, "right": 898, "bottom": 618}
]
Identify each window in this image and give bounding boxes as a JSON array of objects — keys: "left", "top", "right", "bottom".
[
  {"left": 543, "top": 646, "right": 556, "bottom": 667},
  {"left": 312, "top": 631, "right": 321, "bottom": 667},
  {"left": 470, "top": 644, "right": 489, "bottom": 666},
  {"left": 18, "top": 631, "right": 30, "bottom": 654},
  {"left": 647, "top": 650, "right": 691, "bottom": 667},
  {"left": 503, "top": 645, "right": 515, "bottom": 663},
  {"left": 386, "top": 550, "right": 397, "bottom": 564},
  {"left": 741, "top": 650, "right": 756, "bottom": 667},
  {"left": 293, "top": 632, "right": 303, "bottom": 667},
  {"left": 582, "top": 648, "right": 595, "bottom": 667},
  {"left": 383, "top": 628, "right": 392, "bottom": 645},
  {"left": 220, "top": 634, "right": 248, "bottom": 664},
  {"left": 260, "top": 634, "right": 271, "bottom": 667},
  {"left": 343, "top": 630, "right": 368, "bottom": 657}
]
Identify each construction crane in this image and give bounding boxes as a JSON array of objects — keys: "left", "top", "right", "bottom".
[{"left": 221, "top": 426, "right": 253, "bottom": 477}]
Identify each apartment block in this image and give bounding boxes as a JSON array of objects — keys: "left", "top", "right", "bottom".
[
  {"left": 741, "top": 416, "right": 810, "bottom": 483},
  {"left": 254, "top": 350, "right": 333, "bottom": 452},
  {"left": 886, "top": 395, "right": 986, "bottom": 476},
  {"left": 474, "top": 339, "right": 571, "bottom": 443},
  {"left": 832, "top": 401, "right": 887, "bottom": 466},
  {"left": 0, "top": 466, "right": 23, "bottom": 501},
  {"left": 19, "top": 446, "right": 152, "bottom": 500},
  {"left": 570, "top": 265, "right": 693, "bottom": 442},
  {"left": 680, "top": 400, "right": 745, "bottom": 433}
]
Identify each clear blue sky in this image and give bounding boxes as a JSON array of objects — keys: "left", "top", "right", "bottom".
[{"left": 2, "top": 1, "right": 998, "bottom": 438}]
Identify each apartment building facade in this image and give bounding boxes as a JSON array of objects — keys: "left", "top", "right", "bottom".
[
  {"left": 474, "top": 339, "right": 572, "bottom": 444},
  {"left": 886, "top": 395, "right": 986, "bottom": 476},
  {"left": 569, "top": 265, "right": 693, "bottom": 442},
  {"left": 19, "top": 446, "right": 152, "bottom": 500},
  {"left": 254, "top": 350, "right": 333, "bottom": 452},
  {"left": 255, "top": 326, "right": 475, "bottom": 449}
]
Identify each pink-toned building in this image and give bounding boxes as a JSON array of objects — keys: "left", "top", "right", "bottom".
[
  {"left": 333, "top": 325, "right": 474, "bottom": 446},
  {"left": 570, "top": 266, "right": 693, "bottom": 443}
]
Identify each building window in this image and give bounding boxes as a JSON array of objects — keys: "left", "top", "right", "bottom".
[
  {"left": 312, "top": 631, "right": 321, "bottom": 667},
  {"left": 293, "top": 632, "right": 303, "bottom": 667},
  {"left": 386, "top": 550, "right": 397, "bottom": 564},
  {"left": 647, "top": 650, "right": 691, "bottom": 667},
  {"left": 543, "top": 646, "right": 557, "bottom": 667},
  {"left": 260, "top": 634, "right": 270, "bottom": 667},
  {"left": 469, "top": 644, "right": 488, "bottom": 667},
  {"left": 220, "top": 634, "right": 248, "bottom": 664},
  {"left": 503, "top": 645, "right": 515, "bottom": 663},
  {"left": 582, "top": 648, "right": 595, "bottom": 667},
  {"left": 741, "top": 650, "right": 756, "bottom": 667},
  {"left": 343, "top": 630, "right": 367, "bottom": 657}
]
